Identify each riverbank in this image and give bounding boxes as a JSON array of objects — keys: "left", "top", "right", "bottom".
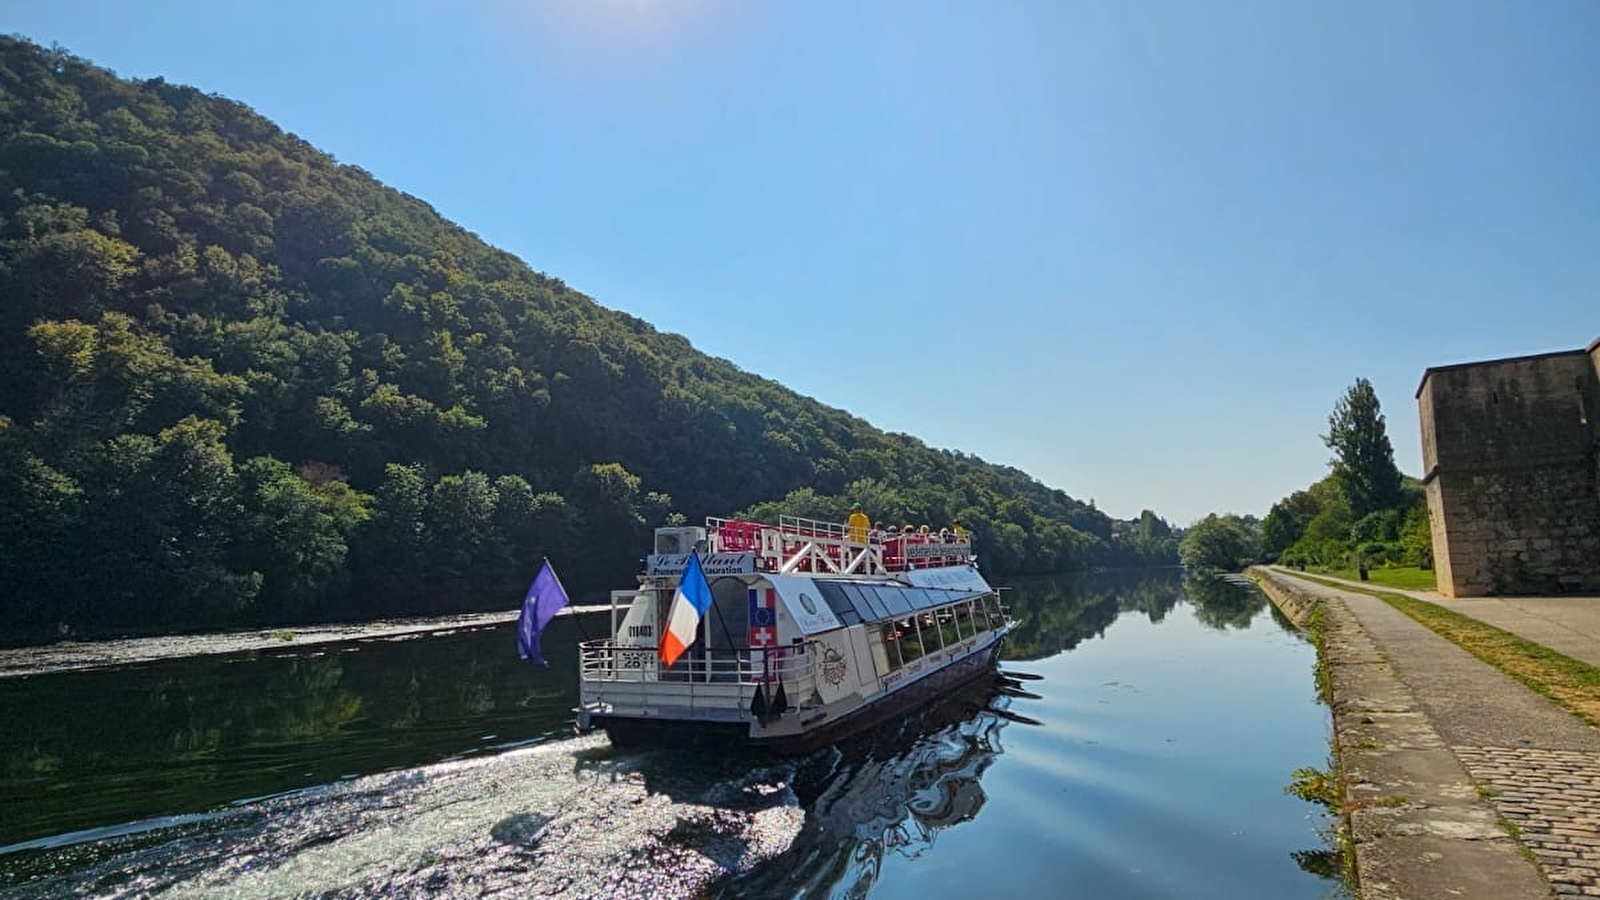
[
  {"left": 1254, "top": 567, "right": 1600, "bottom": 900},
  {"left": 0, "top": 605, "right": 608, "bottom": 679}
]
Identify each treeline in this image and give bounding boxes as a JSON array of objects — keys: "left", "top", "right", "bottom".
[
  {"left": 1179, "top": 377, "right": 1428, "bottom": 573},
  {"left": 0, "top": 38, "right": 1176, "bottom": 644}
]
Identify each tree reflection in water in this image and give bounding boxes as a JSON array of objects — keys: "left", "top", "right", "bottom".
[
  {"left": 1182, "top": 573, "right": 1269, "bottom": 630},
  {"left": 0, "top": 615, "right": 591, "bottom": 847},
  {"left": 1001, "top": 568, "right": 1185, "bottom": 661}
]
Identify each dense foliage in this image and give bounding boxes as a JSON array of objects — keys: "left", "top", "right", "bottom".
[
  {"left": 1177, "top": 513, "right": 1260, "bottom": 572},
  {"left": 0, "top": 38, "right": 1176, "bottom": 643}
]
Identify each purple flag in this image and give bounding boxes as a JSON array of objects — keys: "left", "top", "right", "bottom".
[{"left": 517, "top": 560, "right": 570, "bottom": 667}]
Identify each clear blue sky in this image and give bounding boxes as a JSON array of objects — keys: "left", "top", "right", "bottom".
[{"left": 6, "top": 0, "right": 1596, "bottom": 525}]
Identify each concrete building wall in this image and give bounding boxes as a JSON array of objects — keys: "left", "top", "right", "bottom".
[
  {"left": 1417, "top": 377, "right": 1460, "bottom": 595},
  {"left": 1417, "top": 349, "right": 1600, "bottom": 597}
]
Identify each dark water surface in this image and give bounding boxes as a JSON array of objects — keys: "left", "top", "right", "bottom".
[{"left": 0, "top": 570, "right": 1344, "bottom": 899}]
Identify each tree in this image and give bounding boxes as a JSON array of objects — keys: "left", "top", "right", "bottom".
[
  {"left": 1178, "top": 514, "right": 1259, "bottom": 572},
  {"left": 233, "top": 456, "right": 367, "bottom": 621},
  {"left": 423, "top": 470, "right": 499, "bottom": 610},
  {"left": 1322, "top": 378, "right": 1404, "bottom": 519},
  {"left": 348, "top": 463, "right": 429, "bottom": 614},
  {"left": 1261, "top": 489, "right": 1320, "bottom": 555}
]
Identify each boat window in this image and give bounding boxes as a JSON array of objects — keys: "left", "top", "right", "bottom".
[
  {"left": 915, "top": 612, "right": 942, "bottom": 652},
  {"left": 868, "top": 624, "right": 894, "bottom": 674},
  {"left": 955, "top": 600, "right": 974, "bottom": 639},
  {"left": 881, "top": 621, "right": 906, "bottom": 669},
  {"left": 937, "top": 606, "right": 963, "bottom": 646},
  {"left": 841, "top": 583, "right": 886, "bottom": 622},
  {"left": 981, "top": 593, "right": 1001, "bottom": 627},
  {"left": 874, "top": 586, "right": 913, "bottom": 616},
  {"left": 896, "top": 619, "right": 924, "bottom": 664},
  {"left": 814, "top": 582, "right": 863, "bottom": 626}
]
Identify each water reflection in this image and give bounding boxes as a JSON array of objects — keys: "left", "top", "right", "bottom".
[
  {"left": 1182, "top": 573, "right": 1269, "bottom": 630},
  {"left": 0, "top": 614, "right": 593, "bottom": 847},
  {"left": 0, "top": 571, "right": 1344, "bottom": 900},
  {"left": 710, "top": 677, "right": 1016, "bottom": 899},
  {"left": 1002, "top": 568, "right": 1185, "bottom": 660}
]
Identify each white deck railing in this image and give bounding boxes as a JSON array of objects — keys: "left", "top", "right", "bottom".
[
  {"left": 704, "top": 515, "right": 972, "bottom": 575},
  {"left": 578, "top": 641, "right": 821, "bottom": 722}
]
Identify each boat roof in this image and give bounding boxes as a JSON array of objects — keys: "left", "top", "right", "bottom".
[{"left": 766, "top": 568, "right": 993, "bottom": 635}]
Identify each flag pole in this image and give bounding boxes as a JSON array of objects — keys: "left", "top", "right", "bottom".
[{"left": 547, "top": 558, "right": 594, "bottom": 643}]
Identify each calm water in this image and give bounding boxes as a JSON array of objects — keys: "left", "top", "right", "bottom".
[{"left": 0, "top": 570, "right": 1343, "bottom": 899}]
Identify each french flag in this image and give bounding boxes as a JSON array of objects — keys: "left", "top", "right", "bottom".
[
  {"left": 748, "top": 588, "right": 778, "bottom": 647},
  {"left": 659, "top": 551, "right": 713, "bottom": 667}
]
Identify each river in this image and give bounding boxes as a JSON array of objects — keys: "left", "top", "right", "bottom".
[{"left": 0, "top": 569, "right": 1344, "bottom": 899}]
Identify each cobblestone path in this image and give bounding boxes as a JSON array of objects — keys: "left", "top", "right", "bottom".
[{"left": 1454, "top": 746, "right": 1600, "bottom": 896}]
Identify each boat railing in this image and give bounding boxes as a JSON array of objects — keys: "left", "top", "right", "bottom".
[
  {"left": 579, "top": 640, "right": 822, "bottom": 721},
  {"left": 704, "top": 515, "right": 974, "bottom": 575},
  {"left": 704, "top": 516, "right": 768, "bottom": 554},
  {"left": 779, "top": 514, "right": 849, "bottom": 543}
]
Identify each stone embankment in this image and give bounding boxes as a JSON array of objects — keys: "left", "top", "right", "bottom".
[{"left": 1252, "top": 567, "right": 1600, "bottom": 900}]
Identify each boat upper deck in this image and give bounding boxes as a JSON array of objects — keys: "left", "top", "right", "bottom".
[{"left": 705, "top": 515, "right": 972, "bottom": 577}]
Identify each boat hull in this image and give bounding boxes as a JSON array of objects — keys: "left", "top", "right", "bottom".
[{"left": 590, "top": 637, "right": 1006, "bottom": 755}]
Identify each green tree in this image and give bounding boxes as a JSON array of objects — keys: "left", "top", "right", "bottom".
[
  {"left": 233, "top": 456, "right": 367, "bottom": 621},
  {"left": 1400, "top": 503, "right": 1434, "bottom": 568},
  {"left": 1261, "top": 489, "right": 1320, "bottom": 555},
  {"left": 1323, "top": 378, "right": 1404, "bottom": 519},
  {"left": 74, "top": 417, "right": 259, "bottom": 629},
  {"left": 423, "top": 470, "right": 499, "bottom": 610},
  {"left": 349, "top": 463, "right": 429, "bottom": 615},
  {"left": 1178, "top": 514, "right": 1259, "bottom": 572},
  {"left": 0, "top": 417, "right": 79, "bottom": 638}
]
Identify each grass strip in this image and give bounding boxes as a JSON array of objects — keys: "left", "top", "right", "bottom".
[
  {"left": 1297, "top": 574, "right": 1600, "bottom": 727},
  {"left": 1306, "top": 566, "right": 1438, "bottom": 591}
]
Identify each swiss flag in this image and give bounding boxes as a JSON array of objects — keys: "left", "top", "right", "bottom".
[{"left": 748, "top": 588, "right": 778, "bottom": 647}]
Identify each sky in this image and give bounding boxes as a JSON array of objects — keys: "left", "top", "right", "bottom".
[{"left": 4, "top": 0, "right": 1596, "bottom": 525}]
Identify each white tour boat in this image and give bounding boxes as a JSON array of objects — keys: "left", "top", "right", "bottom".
[{"left": 575, "top": 515, "right": 1011, "bottom": 753}]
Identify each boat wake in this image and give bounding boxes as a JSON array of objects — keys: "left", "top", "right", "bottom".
[
  {"left": 1, "top": 684, "right": 1019, "bottom": 900},
  {"left": 0, "top": 734, "right": 804, "bottom": 900}
]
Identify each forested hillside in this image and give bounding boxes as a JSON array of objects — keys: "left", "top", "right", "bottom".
[{"left": 0, "top": 37, "right": 1176, "bottom": 643}]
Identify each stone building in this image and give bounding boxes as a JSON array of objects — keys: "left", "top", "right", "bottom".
[{"left": 1416, "top": 339, "right": 1600, "bottom": 597}]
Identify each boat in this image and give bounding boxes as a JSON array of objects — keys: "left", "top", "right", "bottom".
[{"left": 574, "top": 514, "right": 1011, "bottom": 754}]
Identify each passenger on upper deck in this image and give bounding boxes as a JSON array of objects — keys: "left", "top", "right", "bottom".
[
  {"left": 953, "top": 520, "right": 968, "bottom": 541},
  {"left": 847, "top": 505, "right": 870, "bottom": 544}
]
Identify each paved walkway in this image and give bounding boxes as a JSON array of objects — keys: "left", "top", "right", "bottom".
[
  {"left": 1282, "top": 570, "right": 1600, "bottom": 669},
  {"left": 1256, "top": 568, "right": 1600, "bottom": 900}
]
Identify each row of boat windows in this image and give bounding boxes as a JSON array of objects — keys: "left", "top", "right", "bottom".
[
  {"left": 870, "top": 594, "right": 1004, "bottom": 673},
  {"left": 813, "top": 580, "right": 983, "bottom": 625}
]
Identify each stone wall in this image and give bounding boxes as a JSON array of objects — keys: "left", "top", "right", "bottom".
[{"left": 1417, "top": 347, "right": 1600, "bottom": 596}]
